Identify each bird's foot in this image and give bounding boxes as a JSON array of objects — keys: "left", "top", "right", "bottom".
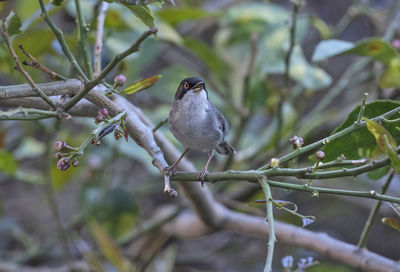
[
  {"left": 163, "top": 165, "right": 176, "bottom": 176},
  {"left": 197, "top": 171, "right": 207, "bottom": 187}
]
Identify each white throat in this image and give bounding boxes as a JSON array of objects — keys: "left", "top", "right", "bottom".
[{"left": 180, "top": 89, "right": 209, "bottom": 118}]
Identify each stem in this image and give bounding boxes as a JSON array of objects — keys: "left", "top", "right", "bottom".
[
  {"left": 152, "top": 117, "right": 168, "bottom": 132},
  {"left": 1, "top": 19, "right": 56, "bottom": 110},
  {"left": 357, "top": 169, "right": 395, "bottom": 248},
  {"left": 356, "top": 93, "right": 368, "bottom": 123},
  {"left": 0, "top": 108, "right": 59, "bottom": 120},
  {"left": 74, "top": 0, "right": 93, "bottom": 80},
  {"left": 63, "top": 27, "right": 157, "bottom": 111},
  {"left": 38, "top": 0, "right": 89, "bottom": 83},
  {"left": 94, "top": 2, "right": 108, "bottom": 77},
  {"left": 259, "top": 177, "right": 275, "bottom": 272}
]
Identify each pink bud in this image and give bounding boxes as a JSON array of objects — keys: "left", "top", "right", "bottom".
[
  {"left": 392, "top": 39, "right": 400, "bottom": 50},
  {"left": 57, "top": 158, "right": 70, "bottom": 171},
  {"left": 72, "top": 159, "right": 79, "bottom": 167},
  {"left": 316, "top": 151, "right": 325, "bottom": 160},
  {"left": 99, "top": 108, "right": 109, "bottom": 118},
  {"left": 114, "top": 74, "right": 126, "bottom": 86},
  {"left": 54, "top": 141, "right": 65, "bottom": 151},
  {"left": 289, "top": 136, "right": 304, "bottom": 149}
]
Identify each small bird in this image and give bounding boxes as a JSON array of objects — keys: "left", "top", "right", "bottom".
[{"left": 166, "top": 77, "right": 235, "bottom": 185}]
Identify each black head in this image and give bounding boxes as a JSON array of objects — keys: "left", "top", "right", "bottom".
[{"left": 174, "top": 77, "right": 208, "bottom": 101}]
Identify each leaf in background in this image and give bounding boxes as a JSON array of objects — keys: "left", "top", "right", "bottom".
[
  {"left": 379, "top": 58, "right": 400, "bottom": 88},
  {"left": 7, "top": 13, "right": 22, "bottom": 36},
  {"left": 366, "top": 166, "right": 391, "bottom": 180},
  {"left": 309, "top": 16, "right": 331, "bottom": 39},
  {"left": 123, "top": 4, "right": 155, "bottom": 28},
  {"left": 323, "top": 101, "right": 400, "bottom": 162},
  {"left": 389, "top": 203, "right": 400, "bottom": 217},
  {"left": 156, "top": 8, "right": 218, "bottom": 25},
  {"left": 0, "top": 151, "right": 17, "bottom": 175},
  {"left": 382, "top": 217, "right": 400, "bottom": 232},
  {"left": 312, "top": 38, "right": 398, "bottom": 66},
  {"left": 89, "top": 220, "right": 133, "bottom": 272},
  {"left": 364, "top": 118, "right": 400, "bottom": 172},
  {"left": 123, "top": 75, "right": 162, "bottom": 95}
]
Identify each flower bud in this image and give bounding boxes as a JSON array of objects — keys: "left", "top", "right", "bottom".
[
  {"left": 54, "top": 141, "right": 66, "bottom": 151},
  {"left": 72, "top": 159, "right": 79, "bottom": 167},
  {"left": 392, "top": 39, "right": 400, "bottom": 50},
  {"left": 289, "top": 136, "right": 304, "bottom": 149},
  {"left": 57, "top": 158, "right": 70, "bottom": 171},
  {"left": 114, "top": 74, "right": 126, "bottom": 86},
  {"left": 99, "top": 108, "right": 109, "bottom": 118},
  {"left": 54, "top": 152, "right": 62, "bottom": 159},
  {"left": 316, "top": 150, "right": 325, "bottom": 160},
  {"left": 270, "top": 158, "right": 280, "bottom": 168},
  {"left": 281, "top": 256, "right": 293, "bottom": 269}
]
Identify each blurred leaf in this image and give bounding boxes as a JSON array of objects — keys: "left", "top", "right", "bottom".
[
  {"left": 312, "top": 38, "right": 398, "bottom": 65},
  {"left": 309, "top": 16, "right": 331, "bottom": 39},
  {"left": 379, "top": 58, "right": 400, "bottom": 88},
  {"left": 89, "top": 220, "right": 134, "bottom": 272},
  {"left": 382, "top": 217, "right": 400, "bottom": 232},
  {"left": 323, "top": 100, "right": 400, "bottom": 161},
  {"left": 388, "top": 203, "right": 400, "bottom": 217},
  {"left": 156, "top": 8, "right": 218, "bottom": 25},
  {"left": 14, "top": 137, "right": 45, "bottom": 159},
  {"left": 0, "top": 150, "right": 17, "bottom": 175},
  {"left": 14, "top": 170, "right": 44, "bottom": 184},
  {"left": 156, "top": 21, "right": 183, "bottom": 45},
  {"left": 184, "top": 38, "right": 230, "bottom": 80},
  {"left": 364, "top": 118, "right": 400, "bottom": 172},
  {"left": 123, "top": 4, "right": 155, "bottom": 28},
  {"left": 367, "top": 166, "right": 390, "bottom": 180},
  {"left": 51, "top": 0, "right": 64, "bottom": 6},
  {"left": 7, "top": 13, "right": 22, "bottom": 36},
  {"left": 123, "top": 75, "right": 162, "bottom": 95},
  {"left": 105, "top": 8, "right": 131, "bottom": 30}
]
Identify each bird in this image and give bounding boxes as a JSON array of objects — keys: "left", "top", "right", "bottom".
[{"left": 166, "top": 76, "right": 235, "bottom": 186}]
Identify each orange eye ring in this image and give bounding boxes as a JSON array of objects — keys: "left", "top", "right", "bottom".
[{"left": 184, "top": 82, "right": 189, "bottom": 89}]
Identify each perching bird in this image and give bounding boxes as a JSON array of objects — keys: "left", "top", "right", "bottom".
[{"left": 167, "top": 77, "right": 235, "bottom": 185}]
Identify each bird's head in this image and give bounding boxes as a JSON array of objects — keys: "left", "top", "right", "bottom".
[{"left": 174, "top": 77, "right": 208, "bottom": 101}]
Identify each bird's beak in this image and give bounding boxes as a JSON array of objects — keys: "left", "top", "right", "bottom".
[{"left": 192, "top": 82, "right": 203, "bottom": 92}]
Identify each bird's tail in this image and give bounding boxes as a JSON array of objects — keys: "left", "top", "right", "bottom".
[{"left": 216, "top": 141, "right": 236, "bottom": 155}]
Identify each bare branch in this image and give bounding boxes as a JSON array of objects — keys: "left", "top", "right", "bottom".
[{"left": 94, "top": 1, "right": 108, "bottom": 77}]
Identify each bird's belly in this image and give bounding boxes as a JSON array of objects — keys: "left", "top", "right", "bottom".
[{"left": 169, "top": 108, "right": 221, "bottom": 152}]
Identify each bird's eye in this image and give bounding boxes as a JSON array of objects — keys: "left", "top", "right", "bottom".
[{"left": 184, "top": 82, "right": 189, "bottom": 89}]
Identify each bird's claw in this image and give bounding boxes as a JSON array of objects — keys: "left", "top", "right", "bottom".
[
  {"left": 197, "top": 171, "right": 207, "bottom": 187},
  {"left": 163, "top": 165, "right": 176, "bottom": 176}
]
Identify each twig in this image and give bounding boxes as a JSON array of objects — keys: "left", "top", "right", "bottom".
[
  {"left": 356, "top": 93, "right": 368, "bottom": 123},
  {"left": 0, "top": 107, "right": 59, "bottom": 120},
  {"left": 94, "top": 1, "right": 108, "bottom": 77},
  {"left": 74, "top": 0, "right": 93, "bottom": 80},
  {"left": 19, "top": 45, "right": 66, "bottom": 80},
  {"left": 152, "top": 117, "right": 168, "bottom": 132},
  {"left": 64, "top": 27, "right": 158, "bottom": 111},
  {"left": 1, "top": 18, "right": 57, "bottom": 110},
  {"left": 259, "top": 177, "right": 275, "bottom": 272},
  {"left": 38, "top": 0, "right": 89, "bottom": 83},
  {"left": 357, "top": 169, "right": 395, "bottom": 248}
]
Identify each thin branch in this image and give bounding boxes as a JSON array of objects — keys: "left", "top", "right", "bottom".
[
  {"left": 1, "top": 18, "right": 57, "bottom": 110},
  {"left": 356, "top": 93, "right": 369, "bottom": 123},
  {"left": 19, "top": 45, "right": 66, "bottom": 80},
  {"left": 259, "top": 177, "right": 275, "bottom": 272},
  {"left": 94, "top": 1, "right": 108, "bottom": 77},
  {"left": 357, "top": 169, "right": 395, "bottom": 248},
  {"left": 63, "top": 27, "right": 157, "bottom": 111},
  {"left": 152, "top": 117, "right": 168, "bottom": 132},
  {"left": 38, "top": 0, "right": 89, "bottom": 82},
  {"left": 0, "top": 107, "right": 59, "bottom": 120},
  {"left": 74, "top": 0, "right": 93, "bottom": 80}
]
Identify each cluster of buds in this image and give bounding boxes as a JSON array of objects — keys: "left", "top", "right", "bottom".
[
  {"left": 270, "top": 157, "right": 280, "bottom": 168},
  {"left": 289, "top": 135, "right": 304, "bottom": 149},
  {"left": 92, "top": 108, "right": 129, "bottom": 145},
  {"left": 54, "top": 141, "right": 80, "bottom": 171}
]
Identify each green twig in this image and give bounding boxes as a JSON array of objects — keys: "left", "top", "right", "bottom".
[
  {"left": 356, "top": 93, "right": 369, "bottom": 123},
  {"left": 74, "top": 0, "right": 93, "bottom": 80},
  {"left": 0, "top": 108, "right": 59, "bottom": 120},
  {"left": 153, "top": 117, "right": 168, "bottom": 132},
  {"left": 38, "top": 0, "right": 89, "bottom": 83},
  {"left": 64, "top": 28, "right": 157, "bottom": 111},
  {"left": 259, "top": 177, "right": 275, "bottom": 272},
  {"left": 357, "top": 169, "right": 395, "bottom": 248}
]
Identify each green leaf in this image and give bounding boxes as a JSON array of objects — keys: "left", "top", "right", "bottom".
[
  {"left": 366, "top": 166, "right": 390, "bottom": 180},
  {"left": 379, "top": 58, "right": 400, "bottom": 88},
  {"left": 309, "top": 16, "right": 331, "bottom": 39},
  {"left": 7, "top": 14, "right": 22, "bottom": 36},
  {"left": 156, "top": 8, "right": 218, "bottom": 25},
  {"left": 0, "top": 150, "right": 17, "bottom": 175},
  {"left": 382, "top": 217, "right": 400, "bottom": 232},
  {"left": 323, "top": 100, "right": 400, "bottom": 162},
  {"left": 312, "top": 38, "right": 399, "bottom": 66},
  {"left": 364, "top": 118, "right": 400, "bottom": 172},
  {"left": 123, "top": 4, "right": 155, "bottom": 28},
  {"left": 89, "top": 220, "right": 133, "bottom": 272},
  {"left": 122, "top": 75, "right": 162, "bottom": 95}
]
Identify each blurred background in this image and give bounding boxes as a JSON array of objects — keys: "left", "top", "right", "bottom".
[{"left": 0, "top": 0, "right": 399, "bottom": 271}]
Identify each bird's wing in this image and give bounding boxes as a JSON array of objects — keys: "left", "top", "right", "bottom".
[{"left": 208, "top": 102, "right": 229, "bottom": 136}]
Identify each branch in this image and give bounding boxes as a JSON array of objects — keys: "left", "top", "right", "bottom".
[
  {"left": 74, "top": 0, "right": 93, "bottom": 79},
  {"left": 63, "top": 27, "right": 158, "bottom": 111},
  {"left": 0, "top": 107, "right": 59, "bottom": 120},
  {"left": 1, "top": 18, "right": 56, "bottom": 110},
  {"left": 259, "top": 177, "right": 275, "bottom": 272},
  {"left": 38, "top": 0, "right": 89, "bottom": 82},
  {"left": 94, "top": 1, "right": 108, "bottom": 77}
]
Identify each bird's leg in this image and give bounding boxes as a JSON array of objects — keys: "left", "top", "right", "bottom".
[
  {"left": 198, "top": 150, "right": 214, "bottom": 187},
  {"left": 164, "top": 148, "right": 190, "bottom": 175}
]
